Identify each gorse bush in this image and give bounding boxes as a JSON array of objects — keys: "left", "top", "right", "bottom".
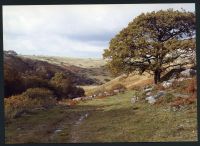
[
  {"left": 4, "top": 69, "right": 85, "bottom": 100},
  {"left": 50, "top": 72, "right": 85, "bottom": 99},
  {"left": 4, "top": 65, "right": 52, "bottom": 97},
  {"left": 22, "top": 76, "right": 50, "bottom": 90},
  {"left": 4, "top": 88, "right": 57, "bottom": 121},
  {"left": 50, "top": 72, "right": 71, "bottom": 98},
  {"left": 22, "top": 88, "right": 54, "bottom": 99}
]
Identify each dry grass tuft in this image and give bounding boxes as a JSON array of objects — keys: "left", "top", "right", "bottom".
[
  {"left": 154, "top": 84, "right": 165, "bottom": 90},
  {"left": 186, "top": 78, "right": 197, "bottom": 94},
  {"left": 68, "top": 100, "right": 78, "bottom": 106}
]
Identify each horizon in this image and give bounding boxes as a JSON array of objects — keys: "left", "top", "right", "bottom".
[
  {"left": 3, "top": 4, "right": 195, "bottom": 58},
  {"left": 4, "top": 50, "right": 104, "bottom": 59}
]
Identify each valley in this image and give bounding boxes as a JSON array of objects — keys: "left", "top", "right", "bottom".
[
  {"left": 4, "top": 53, "right": 197, "bottom": 143},
  {"left": 3, "top": 5, "right": 197, "bottom": 144}
]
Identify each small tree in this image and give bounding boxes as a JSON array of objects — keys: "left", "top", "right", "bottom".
[
  {"left": 50, "top": 72, "right": 71, "bottom": 98},
  {"left": 103, "top": 9, "right": 196, "bottom": 84}
]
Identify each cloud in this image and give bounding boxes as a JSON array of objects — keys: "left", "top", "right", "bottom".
[{"left": 3, "top": 4, "right": 195, "bottom": 58}]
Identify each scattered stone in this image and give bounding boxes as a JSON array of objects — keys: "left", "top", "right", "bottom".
[
  {"left": 105, "top": 93, "right": 111, "bottom": 96},
  {"left": 154, "top": 91, "right": 166, "bottom": 99},
  {"left": 55, "top": 129, "right": 62, "bottom": 133},
  {"left": 172, "top": 93, "right": 190, "bottom": 99},
  {"left": 72, "top": 97, "right": 82, "bottom": 101},
  {"left": 146, "top": 92, "right": 151, "bottom": 96},
  {"left": 176, "top": 78, "right": 186, "bottom": 82},
  {"left": 131, "top": 96, "right": 139, "bottom": 104},
  {"left": 180, "top": 69, "right": 196, "bottom": 77},
  {"left": 145, "top": 91, "right": 165, "bottom": 104},
  {"left": 162, "top": 81, "right": 172, "bottom": 88},
  {"left": 16, "top": 128, "right": 21, "bottom": 131},
  {"left": 113, "top": 89, "right": 120, "bottom": 93},
  {"left": 144, "top": 88, "right": 153, "bottom": 93},
  {"left": 168, "top": 78, "right": 176, "bottom": 83},
  {"left": 145, "top": 96, "right": 156, "bottom": 104}
]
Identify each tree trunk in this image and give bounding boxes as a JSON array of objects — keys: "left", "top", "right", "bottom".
[{"left": 154, "top": 69, "right": 161, "bottom": 84}]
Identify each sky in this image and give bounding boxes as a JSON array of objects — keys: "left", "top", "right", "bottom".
[{"left": 3, "top": 4, "right": 195, "bottom": 58}]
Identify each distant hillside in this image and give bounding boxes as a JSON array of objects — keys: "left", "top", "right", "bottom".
[
  {"left": 21, "top": 55, "right": 114, "bottom": 84},
  {"left": 4, "top": 53, "right": 101, "bottom": 86},
  {"left": 22, "top": 55, "right": 106, "bottom": 68}
]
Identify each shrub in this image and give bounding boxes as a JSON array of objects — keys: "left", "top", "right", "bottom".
[
  {"left": 69, "top": 87, "right": 85, "bottom": 98},
  {"left": 4, "top": 88, "right": 57, "bottom": 121},
  {"left": 131, "top": 85, "right": 143, "bottom": 91},
  {"left": 110, "top": 83, "right": 126, "bottom": 91},
  {"left": 4, "top": 65, "right": 24, "bottom": 97},
  {"left": 104, "top": 78, "right": 111, "bottom": 82},
  {"left": 22, "top": 76, "right": 50, "bottom": 90},
  {"left": 50, "top": 72, "right": 72, "bottom": 99},
  {"left": 164, "top": 93, "right": 175, "bottom": 103},
  {"left": 22, "top": 88, "right": 54, "bottom": 99}
]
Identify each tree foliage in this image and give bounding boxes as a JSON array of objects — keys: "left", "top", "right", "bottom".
[
  {"left": 50, "top": 72, "right": 85, "bottom": 99},
  {"left": 103, "top": 9, "right": 196, "bottom": 84}
]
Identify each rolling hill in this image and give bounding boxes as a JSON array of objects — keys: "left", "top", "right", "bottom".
[
  {"left": 4, "top": 53, "right": 103, "bottom": 86},
  {"left": 21, "top": 55, "right": 114, "bottom": 84}
]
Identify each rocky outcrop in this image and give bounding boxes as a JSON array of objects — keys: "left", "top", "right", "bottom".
[
  {"left": 145, "top": 91, "right": 166, "bottom": 104},
  {"left": 4, "top": 50, "right": 18, "bottom": 56},
  {"left": 180, "top": 69, "right": 196, "bottom": 77}
]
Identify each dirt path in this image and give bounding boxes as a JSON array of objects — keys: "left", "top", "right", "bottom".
[{"left": 70, "top": 112, "right": 89, "bottom": 143}]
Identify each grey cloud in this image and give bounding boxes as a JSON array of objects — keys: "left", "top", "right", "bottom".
[{"left": 3, "top": 4, "right": 195, "bottom": 58}]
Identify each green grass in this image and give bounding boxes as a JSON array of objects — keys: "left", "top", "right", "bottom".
[
  {"left": 5, "top": 91, "right": 197, "bottom": 143},
  {"left": 74, "top": 91, "right": 197, "bottom": 142},
  {"left": 5, "top": 106, "right": 80, "bottom": 143},
  {"left": 83, "top": 73, "right": 152, "bottom": 96}
]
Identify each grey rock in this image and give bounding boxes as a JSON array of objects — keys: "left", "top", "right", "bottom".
[
  {"left": 146, "top": 92, "right": 151, "bottom": 96},
  {"left": 154, "top": 91, "right": 166, "bottom": 99},
  {"left": 113, "top": 89, "right": 120, "bottom": 93},
  {"left": 131, "top": 96, "right": 139, "bottom": 104},
  {"left": 145, "top": 96, "right": 156, "bottom": 104},
  {"left": 162, "top": 81, "right": 172, "bottom": 88},
  {"left": 144, "top": 88, "right": 153, "bottom": 93},
  {"left": 180, "top": 69, "right": 196, "bottom": 77},
  {"left": 55, "top": 129, "right": 62, "bottom": 133}
]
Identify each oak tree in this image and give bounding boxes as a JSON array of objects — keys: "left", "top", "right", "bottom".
[{"left": 103, "top": 9, "right": 196, "bottom": 84}]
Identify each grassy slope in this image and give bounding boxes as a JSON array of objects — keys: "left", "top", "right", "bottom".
[
  {"left": 73, "top": 91, "right": 197, "bottom": 142},
  {"left": 83, "top": 73, "right": 152, "bottom": 96},
  {"left": 5, "top": 90, "right": 197, "bottom": 143},
  {"left": 21, "top": 55, "right": 113, "bottom": 84}
]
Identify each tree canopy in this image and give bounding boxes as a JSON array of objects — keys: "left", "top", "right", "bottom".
[{"left": 103, "top": 9, "right": 196, "bottom": 84}]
